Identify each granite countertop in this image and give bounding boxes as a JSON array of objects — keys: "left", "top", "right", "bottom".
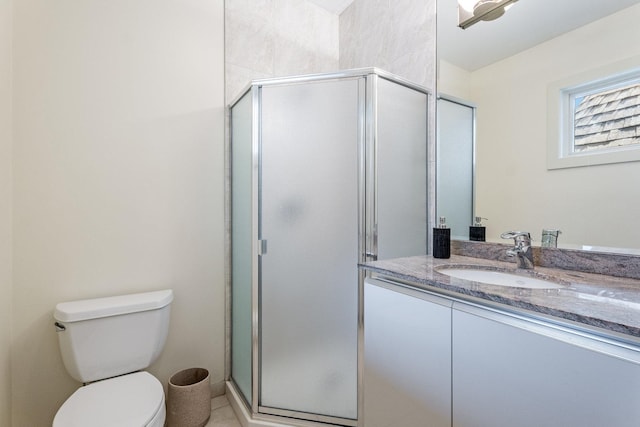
[{"left": 360, "top": 255, "right": 640, "bottom": 341}]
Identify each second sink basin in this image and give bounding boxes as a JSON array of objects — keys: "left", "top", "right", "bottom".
[{"left": 436, "top": 265, "right": 566, "bottom": 289}]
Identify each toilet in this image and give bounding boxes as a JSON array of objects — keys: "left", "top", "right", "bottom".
[{"left": 52, "top": 289, "right": 173, "bottom": 427}]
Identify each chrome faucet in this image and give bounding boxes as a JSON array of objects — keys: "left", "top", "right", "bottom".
[{"left": 500, "top": 231, "right": 534, "bottom": 269}]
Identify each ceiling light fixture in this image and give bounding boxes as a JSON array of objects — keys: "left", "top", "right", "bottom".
[{"left": 458, "top": 0, "right": 519, "bottom": 29}]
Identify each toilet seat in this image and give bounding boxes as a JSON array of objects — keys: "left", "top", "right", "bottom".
[{"left": 53, "top": 371, "right": 165, "bottom": 427}]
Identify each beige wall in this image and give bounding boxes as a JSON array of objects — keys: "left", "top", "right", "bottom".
[
  {"left": 439, "top": 4, "right": 640, "bottom": 249},
  {"left": 11, "top": 0, "right": 225, "bottom": 424},
  {"left": 0, "top": 0, "right": 13, "bottom": 425},
  {"left": 225, "top": 0, "right": 339, "bottom": 103},
  {"left": 437, "top": 60, "right": 472, "bottom": 100}
]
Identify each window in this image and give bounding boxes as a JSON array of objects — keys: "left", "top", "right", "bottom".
[
  {"left": 547, "top": 56, "right": 640, "bottom": 169},
  {"left": 572, "top": 80, "right": 640, "bottom": 153}
]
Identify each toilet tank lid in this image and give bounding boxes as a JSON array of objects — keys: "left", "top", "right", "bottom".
[{"left": 54, "top": 289, "right": 173, "bottom": 323}]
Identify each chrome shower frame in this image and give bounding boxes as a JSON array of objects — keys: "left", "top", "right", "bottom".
[{"left": 225, "top": 68, "right": 432, "bottom": 427}]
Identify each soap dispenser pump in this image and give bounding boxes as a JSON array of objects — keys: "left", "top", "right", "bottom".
[
  {"left": 433, "top": 216, "right": 451, "bottom": 259},
  {"left": 469, "top": 216, "right": 487, "bottom": 242}
]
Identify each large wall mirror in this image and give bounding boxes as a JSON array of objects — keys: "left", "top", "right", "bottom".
[{"left": 437, "top": 0, "right": 640, "bottom": 254}]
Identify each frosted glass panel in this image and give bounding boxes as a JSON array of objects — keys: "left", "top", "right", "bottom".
[
  {"left": 259, "top": 79, "right": 360, "bottom": 419},
  {"left": 377, "top": 78, "right": 428, "bottom": 259},
  {"left": 437, "top": 98, "right": 474, "bottom": 240},
  {"left": 230, "top": 91, "right": 253, "bottom": 404}
]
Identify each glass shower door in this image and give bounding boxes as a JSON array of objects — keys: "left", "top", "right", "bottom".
[
  {"left": 230, "top": 90, "right": 254, "bottom": 404},
  {"left": 376, "top": 77, "right": 428, "bottom": 259},
  {"left": 258, "top": 78, "right": 362, "bottom": 421}
]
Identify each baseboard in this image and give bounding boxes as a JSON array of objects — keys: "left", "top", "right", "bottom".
[
  {"left": 226, "top": 381, "right": 289, "bottom": 427},
  {"left": 211, "top": 380, "right": 226, "bottom": 398},
  {"left": 225, "top": 381, "right": 350, "bottom": 427}
]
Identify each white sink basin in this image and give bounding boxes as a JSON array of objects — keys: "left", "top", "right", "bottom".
[{"left": 436, "top": 266, "right": 566, "bottom": 289}]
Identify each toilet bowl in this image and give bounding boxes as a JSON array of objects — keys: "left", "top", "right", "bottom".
[
  {"left": 52, "top": 290, "right": 173, "bottom": 427},
  {"left": 53, "top": 372, "right": 165, "bottom": 427}
]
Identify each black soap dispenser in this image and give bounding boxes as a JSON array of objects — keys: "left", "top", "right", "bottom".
[
  {"left": 433, "top": 216, "right": 451, "bottom": 259},
  {"left": 469, "top": 216, "right": 487, "bottom": 242}
]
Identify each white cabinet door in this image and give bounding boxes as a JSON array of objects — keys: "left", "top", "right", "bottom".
[
  {"left": 364, "top": 278, "right": 452, "bottom": 427},
  {"left": 453, "top": 303, "right": 640, "bottom": 427}
]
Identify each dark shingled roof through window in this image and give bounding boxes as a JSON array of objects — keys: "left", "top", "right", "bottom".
[{"left": 574, "top": 82, "right": 640, "bottom": 152}]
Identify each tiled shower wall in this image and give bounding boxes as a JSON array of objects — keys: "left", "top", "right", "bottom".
[
  {"left": 224, "top": 0, "right": 437, "bottom": 103},
  {"left": 338, "top": 0, "right": 438, "bottom": 242},
  {"left": 339, "top": 0, "right": 436, "bottom": 88},
  {"left": 224, "top": 0, "right": 339, "bottom": 103}
]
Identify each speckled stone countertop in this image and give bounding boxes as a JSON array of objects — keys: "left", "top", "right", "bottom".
[{"left": 360, "top": 255, "right": 640, "bottom": 341}]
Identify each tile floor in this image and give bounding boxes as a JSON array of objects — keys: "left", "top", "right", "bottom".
[{"left": 205, "top": 394, "right": 242, "bottom": 427}]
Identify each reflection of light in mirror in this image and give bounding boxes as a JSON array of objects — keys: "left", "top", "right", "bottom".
[
  {"left": 578, "top": 293, "right": 640, "bottom": 311},
  {"left": 458, "top": 0, "right": 519, "bottom": 28}
]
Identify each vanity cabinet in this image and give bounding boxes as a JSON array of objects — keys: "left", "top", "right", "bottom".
[
  {"left": 364, "top": 278, "right": 452, "bottom": 427},
  {"left": 364, "top": 277, "right": 640, "bottom": 427},
  {"left": 452, "top": 304, "right": 640, "bottom": 427}
]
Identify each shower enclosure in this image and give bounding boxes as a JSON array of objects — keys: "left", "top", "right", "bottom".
[{"left": 228, "top": 69, "right": 429, "bottom": 426}]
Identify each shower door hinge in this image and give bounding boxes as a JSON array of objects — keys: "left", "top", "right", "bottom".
[
  {"left": 365, "top": 252, "right": 378, "bottom": 261},
  {"left": 258, "top": 239, "right": 268, "bottom": 256}
]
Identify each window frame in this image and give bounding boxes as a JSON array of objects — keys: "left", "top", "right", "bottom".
[{"left": 547, "top": 56, "right": 640, "bottom": 170}]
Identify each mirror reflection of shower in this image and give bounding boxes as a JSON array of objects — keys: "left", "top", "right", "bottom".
[{"left": 436, "top": 96, "right": 475, "bottom": 241}]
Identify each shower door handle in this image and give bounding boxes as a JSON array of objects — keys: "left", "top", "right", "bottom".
[{"left": 258, "top": 240, "right": 268, "bottom": 256}]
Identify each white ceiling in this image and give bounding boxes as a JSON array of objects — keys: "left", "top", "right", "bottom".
[
  {"left": 307, "top": 0, "right": 354, "bottom": 15},
  {"left": 438, "top": 0, "right": 640, "bottom": 71}
]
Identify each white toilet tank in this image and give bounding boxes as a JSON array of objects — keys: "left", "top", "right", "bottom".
[{"left": 54, "top": 289, "right": 173, "bottom": 383}]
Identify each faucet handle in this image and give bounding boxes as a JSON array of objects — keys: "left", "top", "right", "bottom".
[
  {"left": 500, "top": 231, "right": 531, "bottom": 246},
  {"left": 501, "top": 231, "right": 535, "bottom": 269}
]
